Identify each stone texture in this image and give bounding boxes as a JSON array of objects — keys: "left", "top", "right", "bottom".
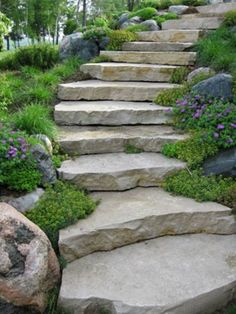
[
  {"left": 141, "top": 19, "right": 160, "bottom": 31},
  {"left": 81, "top": 63, "right": 178, "bottom": 82},
  {"left": 203, "top": 147, "right": 236, "bottom": 177},
  {"left": 58, "top": 126, "right": 187, "bottom": 155},
  {"left": 58, "top": 80, "right": 180, "bottom": 102},
  {"left": 122, "top": 41, "right": 194, "bottom": 52},
  {"left": 59, "top": 234, "right": 236, "bottom": 314},
  {"left": 118, "top": 12, "right": 129, "bottom": 26},
  {"left": 162, "top": 16, "right": 222, "bottom": 30},
  {"left": 34, "top": 134, "right": 53, "bottom": 155},
  {"left": 197, "top": 2, "right": 236, "bottom": 15},
  {"left": 30, "top": 144, "right": 57, "bottom": 185},
  {"left": 187, "top": 67, "right": 214, "bottom": 82},
  {"left": 191, "top": 73, "right": 233, "bottom": 100},
  {"left": 137, "top": 29, "right": 202, "bottom": 42},
  {"left": 54, "top": 101, "right": 173, "bottom": 126},
  {"left": 100, "top": 50, "right": 197, "bottom": 65},
  {"left": 0, "top": 203, "right": 60, "bottom": 313},
  {"left": 59, "top": 187, "right": 236, "bottom": 262},
  {"left": 58, "top": 153, "right": 185, "bottom": 191},
  {"left": 169, "top": 5, "right": 189, "bottom": 15}
]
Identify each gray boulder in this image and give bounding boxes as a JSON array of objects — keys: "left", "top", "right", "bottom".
[
  {"left": 60, "top": 32, "right": 99, "bottom": 61},
  {"left": 203, "top": 147, "right": 236, "bottom": 177},
  {"left": 191, "top": 73, "right": 233, "bottom": 100},
  {"left": 169, "top": 5, "right": 189, "bottom": 15},
  {"left": 30, "top": 144, "right": 57, "bottom": 185},
  {"left": 141, "top": 19, "right": 160, "bottom": 31},
  {"left": 120, "top": 21, "right": 136, "bottom": 29},
  {"left": 118, "top": 12, "right": 129, "bottom": 26},
  {"left": 129, "top": 16, "right": 143, "bottom": 23},
  {"left": 187, "top": 67, "right": 214, "bottom": 83}
]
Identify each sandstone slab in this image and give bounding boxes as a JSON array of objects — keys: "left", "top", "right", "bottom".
[
  {"left": 162, "top": 16, "right": 222, "bottom": 30},
  {"left": 54, "top": 101, "right": 172, "bottom": 126},
  {"left": 58, "top": 80, "right": 180, "bottom": 102},
  {"left": 57, "top": 153, "right": 185, "bottom": 191},
  {"left": 81, "top": 63, "right": 178, "bottom": 82},
  {"left": 137, "top": 29, "right": 202, "bottom": 42},
  {"left": 100, "top": 50, "right": 196, "bottom": 65},
  {"left": 122, "top": 41, "right": 194, "bottom": 52},
  {"left": 0, "top": 203, "right": 60, "bottom": 313},
  {"left": 58, "top": 125, "right": 186, "bottom": 155},
  {"left": 197, "top": 2, "right": 236, "bottom": 15},
  {"left": 59, "top": 187, "right": 236, "bottom": 262},
  {"left": 59, "top": 234, "right": 236, "bottom": 314}
]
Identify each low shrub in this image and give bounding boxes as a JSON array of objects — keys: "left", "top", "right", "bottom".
[
  {"left": 182, "top": 0, "right": 207, "bottom": 5},
  {"left": 223, "top": 10, "right": 236, "bottom": 27},
  {"left": 154, "top": 85, "right": 189, "bottom": 106},
  {"left": 94, "top": 17, "right": 109, "bottom": 27},
  {"left": 82, "top": 26, "right": 109, "bottom": 41},
  {"left": 170, "top": 67, "right": 190, "bottom": 84},
  {"left": 106, "top": 30, "right": 138, "bottom": 50},
  {"left": 125, "top": 24, "right": 150, "bottom": 32},
  {"left": 153, "top": 12, "right": 178, "bottom": 26},
  {"left": 12, "top": 103, "right": 57, "bottom": 139},
  {"left": 26, "top": 181, "right": 97, "bottom": 250},
  {"left": 128, "top": 7, "right": 157, "bottom": 20}
]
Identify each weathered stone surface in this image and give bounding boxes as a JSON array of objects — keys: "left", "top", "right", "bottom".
[
  {"left": 58, "top": 126, "right": 186, "bottom": 155},
  {"left": 122, "top": 41, "right": 194, "bottom": 52},
  {"left": 197, "top": 2, "right": 236, "bottom": 15},
  {"left": 129, "top": 16, "right": 142, "bottom": 23},
  {"left": 100, "top": 50, "right": 196, "bottom": 65},
  {"left": 59, "top": 187, "right": 236, "bottom": 261},
  {"left": 118, "top": 12, "right": 129, "bottom": 26},
  {"left": 191, "top": 73, "right": 233, "bottom": 100},
  {"left": 141, "top": 19, "right": 160, "bottom": 31},
  {"left": 54, "top": 101, "right": 173, "bottom": 126},
  {"left": 187, "top": 67, "right": 214, "bottom": 82},
  {"left": 30, "top": 144, "right": 57, "bottom": 185},
  {"left": 203, "top": 147, "right": 236, "bottom": 177},
  {"left": 137, "top": 29, "right": 202, "bottom": 42},
  {"left": 0, "top": 203, "right": 60, "bottom": 313},
  {"left": 59, "top": 234, "right": 236, "bottom": 314},
  {"left": 169, "top": 5, "right": 189, "bottom": 15},
  {"left": 58, "top": 80, "right": 180, "bottom": 102},
  {"left": 58, "top": 153, "right": 185, "bottom": 191},
  {"left": 81, "top": 63, "right": 178, "bottom": 82},
  {"left": 34, "top": 134, "right": 53, "bottom": 155},
  {"left": 7, "top": 188, "right": 45, "bottom": 213},
  {"left": 162, "top": 16, "right": 222, "bottom": 30},
  {"left": 120, "top": 21, "right": 135, "bottom": 29}
]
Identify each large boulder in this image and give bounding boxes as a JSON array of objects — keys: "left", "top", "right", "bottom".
[
  {"left": 191, "top": 73, "right": 233, "bottom": 100},
  {"left": 203, "top": 147, "right": 236, "bottom": 177},
  {"left": 187, "top": 67, "right": 214, "bottom": 83},
  {"left": 0, "top": 203, "right": 60, "bottom": 313},
  {"left": 118, "top": 12, "right": 129, "bottom": 26},
  {"left": 141, "top": 19, "right": 160, "bottom": 31},
  {"left": 59, "top": 32, "right": 100, "bottom": 61},
  {"left": 169, "top": 5, "right": 189, "bottom": 15}
]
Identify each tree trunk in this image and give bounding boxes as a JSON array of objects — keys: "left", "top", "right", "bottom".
[{"left": 82, "top": 0, "right": 87, "bottom": 27}]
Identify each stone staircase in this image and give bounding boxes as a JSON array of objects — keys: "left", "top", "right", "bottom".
[{"left": 55, "top": 3, "right": 236, "bottom": 313}]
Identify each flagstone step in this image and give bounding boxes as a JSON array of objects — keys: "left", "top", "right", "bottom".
[
  {"left": 100, "top": 50, "right": 196, "bottom": 65},
  {"left": 58, "top": 80, "right": 180, "bottom": 102},
  {"left": 59, "top": 234, "right": 236, "bottom": 314},
  {"left": 54, "top": 101, "right": 172, "bottom": 126},
  {"left": 59, "top": 187, "right": 236, "bottom": 262},
  {"left": 81, "top": 63, "right": 179, "bottom": 82},
  {"left": 137, "top": 30, "right": 203, "bottom": 42},
  {"left": 162, "top": 16, "right": 222, "bottom": 30},
  {"left": 122, "top": 41, "right": 194, "bottom": 52},
  {"left": 57, "top": 153, "right": 185, "bottom": 191},
  {"left": 58, "top": 125, "right": 186, "bottom": 155},
  {"left": 197, "top": 2, "right": 236, "bottom": 15}
]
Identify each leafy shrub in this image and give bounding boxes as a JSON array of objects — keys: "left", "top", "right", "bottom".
[
  {"left": 223, "top": 10, "right": 236, "bottom": 27},
  {"left": 154, "top": 85, "right": 189, "bottom": 106},
  {"left": 0, "top": 12, "right": 11, "bottom": 51},
  {"left": 0, "top": 125, "right": 41, "bottom": 192},
  {"left": 162, "top": 133, "right": 218, "bottom": 167},
  {"left": 173, "top": 94, "right": 236, "bottom": 148},
  {"left": 182, "top": 0, "right": 207, "bottom": 5},
  {"left": 26, "top": 181, "right": 97, "bottom": 250},
  {"left": 94, "top": 17, "right": 109, "bottom": 27},
  {"left": 83, "top": 26, "right": 109, "bottom": 41},
  {"left": 0, "top": 44, "right": 59, "bottom": 70},
  {"left": 63, "top": 19, "right": 78, "bottom": 35},
  {"left": 153, "top": 12, "right": 178, "bottom": 26},
  {"left": 164, "top": 169, "right": 236, "bottom": 203},
  {"left": 128, "top": 7, "right": 157, "bottom": 20},
  {"left": 12, "top": 103, "right": 57, "bottom": 139},
  {"left": 125, "top": 24, "right": 150, "bottom": 32},
  {"left": 106, "top": 30, "right": 138, "bottom": 50},
  {"left": 170, "top": 67, "right": 190, "bottom": 84}
]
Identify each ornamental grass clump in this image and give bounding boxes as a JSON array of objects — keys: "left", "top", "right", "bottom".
[{"left": 173, "top": 94, "right": 236, "bottom": 148}]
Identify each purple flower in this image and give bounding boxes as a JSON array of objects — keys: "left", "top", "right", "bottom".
[
  {"left": 230, "top": 123, "right": 236, "bottom": 129},
  {"left": 213, "top": 132, "right": 219, "bottom": 138},
  {"left": 226, "top": 138, "right": 233, "bottom": 144},
  {"left": 1, "top": 140, "right": 6, "bottom": 144},
  {"left": 217, "top": 124, "right": 225, "bottom": 130}
]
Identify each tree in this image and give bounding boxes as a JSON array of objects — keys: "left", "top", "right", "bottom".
[{"left": 0, "top": 11, "right": 12, "bottom": 50}]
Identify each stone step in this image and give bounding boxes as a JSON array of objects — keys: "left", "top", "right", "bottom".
[
  {"left": 54, "top": 101, "right": 172, "bottom": 126},
  {"left": 58, "top": 126, "right": 186, "bottom": 155},
  {"left": 58, "top": 80, "right": 180, "bottom": 102},
  {"left": 57, "top": 153, "right": 185, "bottom": 191},
  {"left": 59, "top": 234, "right": 236, "bottom": 314},
  {"left": 100, "top": 50, "right": 196, "bottom": 65},
  {"left": 162, "top": 16, "right": 222, "bottom": 30},
  {"left": 59, "top": 187, "right": 236, "bottom": 262},
  {"left": 81, "top": 63, "right": 179, "bottom": 82},
  {"left": 197, "top": 2, "right": 236, "bottom": 16},
  {"left": 137, "top": 30, "right": 203, "bottom": 42},
  {"left": 122, "top": 41, "right": 194, "bottom": 52}
]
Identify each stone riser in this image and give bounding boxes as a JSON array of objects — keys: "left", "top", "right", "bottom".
[
  {"left": 100, "top": 51, "right": 196, "bottom": 66},
  {"left": 162, "top": 17, "right": 222, "bottom": 30},
  {"left": 80, "top": 63, "right": 178, "bottom": 82},
  {"left": 122, "top": 41, "right": 193, "bottom": 52},
  {"left": 137, "top": 30, "right": 202, "bottom": 43}
]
